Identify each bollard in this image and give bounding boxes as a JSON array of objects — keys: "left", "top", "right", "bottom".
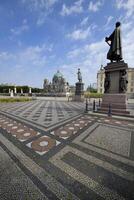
[
  {"left": 93, "top": 99, "right": 95, "bottom": 112},
  {"left": 85, "top": 98, "right": 88, "bottom": 113},
  {"left": 108, "top": 103, "right": 112, "bottom": 117}
]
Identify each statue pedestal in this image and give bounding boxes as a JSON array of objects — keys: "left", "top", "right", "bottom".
[
  {"left": 99, "top": 94, "right": 130, "bottom": 115},
  {"left": 99, "top": 61, "right": 130, "bottom": 116},
  {"left": 104, "top": 61, "right": 128, "bottom": 93},
  {"left": 74, "top": 82, "right": 84, "bottom": 102}
]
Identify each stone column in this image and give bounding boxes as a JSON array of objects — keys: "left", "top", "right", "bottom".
[
  {"left": 10, "top": 90, "right": 14, "bottom": 97},
  {"left": 29, "top": 87, "right": 32, "bottom": 94},
  {"left": 14, "top": 87, "right": 17, "bottom": 94}
]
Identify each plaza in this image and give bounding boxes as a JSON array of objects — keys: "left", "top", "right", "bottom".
[
  {"left": 1, "top": 1, "right": 134, "bottom": 199},
  {"left": 0, "top": 98, "right": 134, "bottom": 200}
]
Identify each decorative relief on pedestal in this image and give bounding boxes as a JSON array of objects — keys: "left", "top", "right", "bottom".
[
  {"left": 119, "top": 70, "right": 128, "bottom": 93},
  {"left": 104, "top": 73, "right": 110, "bottom": 93}
]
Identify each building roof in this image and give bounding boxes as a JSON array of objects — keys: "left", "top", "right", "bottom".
[{"left": 53, "top": 70, "right": 64, "bottom": 79}]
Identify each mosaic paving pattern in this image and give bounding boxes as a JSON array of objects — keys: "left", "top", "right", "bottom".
[
  {"left": 50, "top": 123, "right": 134, "bottom": 200},
  {"left": 85, "top": 124, "right": 131, "bottom": 157},
  {"left": 0, "top": 114, "right": 61, "bottom": 155},
  {"left": 51, "top": 115, "right": 95, "bottom": 139},
  {"left": 27, "top": 136, "right": 60, "bottom": 155},
  {"left": 0, "top": 100, "right": 85, "bottom": 128},
  {"left": 0, "top": 115, "right": 40, "bottom": 141},
  {"left": 0, "top": 101, "right": 134, "bottom": 200}
]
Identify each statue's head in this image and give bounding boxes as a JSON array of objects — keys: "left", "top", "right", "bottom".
[{"left": 116, "top": 21, "right": 121, "bottom": 27}]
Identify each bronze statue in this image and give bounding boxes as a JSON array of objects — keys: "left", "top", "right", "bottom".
[
  {"left": 105, "top": 22, "right": 122, "bottom": 62},
  {"left": 77, "top": 68, "right": 82, "bottom": 82},
  {"left": 104, "top": 73, "right": 110, "bottom": 93},
  {"left": 119, "top": 70, "right": 128, "bottom": 93}
]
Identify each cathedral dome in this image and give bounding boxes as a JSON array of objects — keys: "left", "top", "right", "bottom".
[{"left": 53, "top": 70, "right": 63, "bottom": 80}]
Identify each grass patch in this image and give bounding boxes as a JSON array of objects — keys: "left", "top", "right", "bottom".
[{"left": 0, "top": 97, "right": 33, "bottom": 103}]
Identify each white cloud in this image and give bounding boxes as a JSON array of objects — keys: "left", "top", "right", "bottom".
[
  {"left": 66, "top": 16, "right": 134, "bottom": 87},
  {"left": 64, "top": 39, "right": 108, "bottom": 87},
  {"left": 88, "top": 1, "right": 103, "bottom": 12},
  {"left": 67, "top": 27, "right": 91, "bottom": 40},
  {"left": 68, "top": 39, "right": 107, "bottom": 59},
  {"left": 105, "top": 16, "right": 113, "bottom": 26},
  {"left": 0, "top": 43, "right": 54, "bottom": 86},
  {"left": 67, "top": 48, "right": 82, "bottom": 58},
  {"left": 115, "top": 0, "right": 134, "bottom": 66},
  {"left": 22, "top": 0, "right": 58, "bottom": 26},
  {"left": 60, "top": 0, "right": 83, "bottom": 16},
  {"left": 11, "top": 19, "right": 29, "bottom": 35},
  {"left": 0, "top": 52, "right": 16, "bottom": 61},
  {"left": 80, "top": 17, "right": 89, "bottom": 26},
  {"left": 103, "top": 16, "right": 114, "bottom": 30},
  {"left": 116, "top": 0, "right": 134, "bottom": 17},
  {"left": 36, "top": 12, "right": 47, "bottom": 26},
  {"left": 22, "top": 0, "right": 58, "bottom": 11},
  {"left": 122, "top": 23, "right": 134, "bottom": 66}
]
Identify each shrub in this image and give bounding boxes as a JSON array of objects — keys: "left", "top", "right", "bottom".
[
  {"left": 84, "top": 92, "right": 103, "bottom": 98},
  {"left": 0, "top": 98, "right": 33, "bottom": 103}
]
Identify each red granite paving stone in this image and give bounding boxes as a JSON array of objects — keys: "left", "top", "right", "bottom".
[
  {"left": 53, "top": 127, "right": 74, "bottom": 138},
  {"left": 0, "top": 120, "right": 15, "bottom": 130},
  {"left": 72, "top": 120, "right": 88, "bottom": 129},
  {"left": 0, "top": 115, "right": 39, "bottom": 142},
  {"left": 80, "top": 116, "right": 95, "bottom": 122},
  {"left": 15, "top": 130, "right": 38, "bottom": 140},
  {"left": 2, "top": 123, "right": 15, "bottom": 133},
  {"left": 11, "top": 125, "right": 38, "bottom": 139},
  {"left": 65, "top": 123, "right": 80, "bottom": 132},
  {"left": 74, "top": 119, "right": 88, "bottom": 127},
  {"left": 31, "top": 136, "right": 56, "bottom": 152},
  {"left": 9, "top": 124, "right": 26, "bottom": 135}
]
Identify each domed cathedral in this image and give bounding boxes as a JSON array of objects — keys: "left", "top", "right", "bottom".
[{"left": 43, "top": 70, "right": 70, "bottom": 95}]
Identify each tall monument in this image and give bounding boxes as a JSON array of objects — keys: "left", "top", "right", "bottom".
[
  {"left": 99, "top": 22, "right": 129, "bottom": 115},
  {"left": 74, "top": 68, "right": 84, "bottom": 101}
]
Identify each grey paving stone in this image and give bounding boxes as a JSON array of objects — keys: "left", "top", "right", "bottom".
[{"left": 0, "top": 146, "right": 47, "bottom": 200}]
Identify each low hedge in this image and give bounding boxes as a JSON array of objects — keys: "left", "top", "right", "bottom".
[
  {"left": 0, "top": 98, "right": 33, "bottom": 103},
  {"left": 84, "top": 92, "right": 103, "bottom": 98}
]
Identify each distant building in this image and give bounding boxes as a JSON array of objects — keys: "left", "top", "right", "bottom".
[
  {"left": 97, "top": 65, "right": 105, "bottom": 93},
  {"left": 43, "top": 70, "right": 70, "bottom": 94},
  {"left": 97, "top": 65, "right": 134, "bottom": 98}
]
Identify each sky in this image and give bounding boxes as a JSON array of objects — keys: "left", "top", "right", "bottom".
[{"left": 0, "top": 0, "right": 134, "bottom": 88}]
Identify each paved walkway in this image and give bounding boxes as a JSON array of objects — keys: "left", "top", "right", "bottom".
[{"left": 0, "top": 100, "right": 134, "bottom": 200}]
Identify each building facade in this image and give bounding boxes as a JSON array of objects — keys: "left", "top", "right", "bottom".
[
  {"left": 97, "top": 65, "right": 105, "bottom": 94},
  {"left": 97, "top": 65, "right": 134, "bottom": 98},
  {"left": 43, "top": 70, "right": 70, "bottom": 94}
]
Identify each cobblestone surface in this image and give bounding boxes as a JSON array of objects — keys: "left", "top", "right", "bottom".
[{"left": 0, "top": 100, "right": 134, "bottom": 200}]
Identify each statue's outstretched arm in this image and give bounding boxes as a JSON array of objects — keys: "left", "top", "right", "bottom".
[{"left": 106, "top": 31, "right": 115, "bottom": 41}]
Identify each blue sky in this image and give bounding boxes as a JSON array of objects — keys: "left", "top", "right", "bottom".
[{"left": 0, "top": 0, "right": 134, "bottom": 88}]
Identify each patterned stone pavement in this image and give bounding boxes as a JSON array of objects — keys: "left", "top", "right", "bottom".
[
  {"left": 0, "top": 100, "right": 134, "bottom": 200},
  {"left": 0, "top": 100, "right": 85, "bottom": 130}
]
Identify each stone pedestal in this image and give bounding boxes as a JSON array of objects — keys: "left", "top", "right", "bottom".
[
  {"left": 99, "top": 61, "right": 130, "bottom": 116},
  {"left": 104, "top": 61, "right": 128, "bottom": 93},
  {"left": 99, "top": 94, "right": 129, "bottom": 115},
  {"left": 74, "top": 82, "right": 84, "bottom": 102},
  {"left": 10, "top": 90, "right": 14, "bottom": 98}
]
